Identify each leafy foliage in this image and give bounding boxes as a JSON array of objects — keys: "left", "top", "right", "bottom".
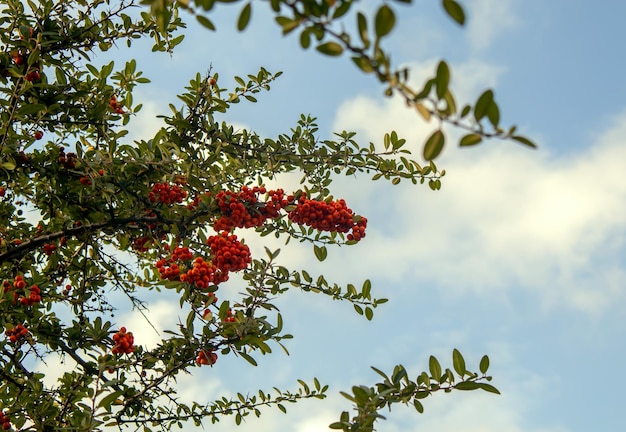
[{"left": 0, "top": 0, "right": 514, "bottom": 430}]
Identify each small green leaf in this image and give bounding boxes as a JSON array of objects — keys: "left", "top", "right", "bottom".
[
  {"left": 374, "top": 4, "right": 395, "bottom": 38},
  {"left": 313, "top": 244, "right": 327, "bottom": 261},
  {"left": 300, "top": 29, "right": 311, "bottom": 49},
  {"left": 196, "top": 15, "right": 216, "bottom": 31},
  {"left": 357, "top": 12, "right": 369, "bottom": 46},
  {"left": 479, "top": 355, "right": 490, "bottom": 374},
  {"left": 276, "top": 16, "right": 301, "bottom": 35},
  {"left": 413, "top": 399, "right": 424, "bottom": 413},
  {"left": 435, "top": 61, "right": 450, "bottom": 99},
  {"left": 239, "top": 351, "right": 258, "bottom": 366},
  {"left": 487, "top": 102, "right": 500, "bottom": 127},
  {"left": 429, "top": 355, "right": 442, "bottom": 381},
  {"left": 423, "top": 129, "right": 445, "bottom": 161},
  {"left": 474, "top": 89, "right": 494, "bottom": 122},
  {"left": 237, "top": 3, "right": 252, "bottom": 31},
  {"left": 452, "top": 349, "right": 466, "bottom": 376},
  {"left": 316, "top": 41, "right": 344, "bottom": 56},
  {"left": 364, "top": 307, "right": 373, "bottom": 320},
  {"left": 511, "top": 135, "right": 537, "bottom": 148},
  {"left": 478, "top": 383, "right": 501, "bottom": 394},
  {"left": 459, "top": 133, "right": 482, "bottom": 146},
  {"left": 352, "top": 56, "right": 374, "bottom": 73},
  {"left": 455, "top": 381, "right": 479, "bottom": 391},
  {"left": 442, "top": 0, "right": 466, "bottom": 25}
]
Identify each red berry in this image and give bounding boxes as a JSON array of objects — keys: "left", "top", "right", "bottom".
[
  {"left": 34, "top": 131, "right": 43, "bottom": 140},
  {"left": 25, "top": 70, "right": 40, "bottom": 82}
]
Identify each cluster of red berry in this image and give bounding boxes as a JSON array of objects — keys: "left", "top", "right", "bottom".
[
  {"left": 195, "top": 349, "right": 217, "bottom": 366},
  {"left": 3, "top": 276, "right": 41, "bottom": 305},
  {"left": 42, "top": 243, "right": 57, "bottom": 256},
  {"left": 112, "top": 327, "right": 135, "bottom": 355},
  {"left": 58, "top": 147, "right": 77, "bottom": 169},
  {"left": 180, "top": 257, "right": 224, "bottom": 289},
  {"left": 213, "top": 187, "right": 294, "bottom": 231},
  {"left": 5, "top": 324, "right": 28, "bottom": 343},
  {"left": 155, "top": 246, "right": 196, "bottom": 281},
  {"left": 223, "top": 308, "right": 237, "bottom": 323},
  {"left": 207, "top": 232, "right": 252, "bottom": 273},
  {"left": 0, "top": 410, "right": 12, "bottom": 430},
  {"left": 131, "top": 236, "right": 152, "bottom": 252},
  {"left": 148, "top": 182, "right": 188, "bottom": 205},
  {"left": 156, "top": 234, "right": 250, "bottom": 289},
  {"left": 287, "top": 195, "right": 368, "bottom": 241},
  {"left": 109, "top": 95, "right": 125, "bottom": 114}
]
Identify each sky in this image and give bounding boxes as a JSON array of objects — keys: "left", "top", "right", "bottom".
[{"left": 63, "top": 0, "right": 626, "bottom": 431}]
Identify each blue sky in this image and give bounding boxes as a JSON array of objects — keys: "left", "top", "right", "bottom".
[{"left": 57, "top": 1, "right": 626, "bottom": 431}]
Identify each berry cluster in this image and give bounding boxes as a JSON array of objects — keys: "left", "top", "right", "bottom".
[
  {"left": 58, "top": 147, "right": 77, "bottom": 169},
  {"left": 287, "top": 195, "right": 367, "bottom": 241},
  {"left": 112, "top": 327, "right": 135, "bottom": 354},
  {"left": 0, "top": 410, "right": 12, "bottom": 430},
  {"left": 196, "top": 349, "right": 217, "bottom": 366},
  {"left": 149, "top": 182, "right": 188, "bottom": 205},
  {"left": 213, "top": 186, "right": 293, "bottom": 231},
  {"left": 156, "top": 247, "right": 198, "bottom": 282},
  {"left": 131, "top": 236, "right": 152, "bottom": 252},
  {"left": 5, "top": 324, "right": 28, "bottom": 343},
  {"left": 207, "top": 232, "right": 252, "bottom": 273},
  {"left": 3, "top": 276, "right": 41, "bottom": 305},
  {"left": 25, "top": 69, "right": 40, "bottom": 82},
  {"left": 42, "top": 243, "right": 57, "bottom": 256},
  {"left": 180, "top": 257, "right": 224, "bottom": 289},
  {"left": 109, "top": 95, "right": 125, "bottom": 114},
  {"left": 223, "top": 308, "right": 237, "bottom": 323}
]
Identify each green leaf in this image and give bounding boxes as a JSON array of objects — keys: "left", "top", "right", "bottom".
[
  {"left": 487, "top": 101, "right": 500, "bottom": 127},
  {"left": 313, "top": 244, "right": 327, "bottom": 261},
  {"left": 474, "top": 89, "right": 494, "bottom": 122},
  {"left": 237, "top": 2, "right": 252, "bottom": 31},
  {"left": 239, "top": 351, "right": 258, "bottom": 366},
  {"left": 455, "top": 381, "right": 479, "bottom": 391},
  {"left": 276, "top": 16, "right": 301, "bottom": 35},
  {"left": 459, "top": 133, "right": 482, "bottom": 147},
  {"left": 435, "top": 61, "right": 450, "bottom": 99},
  {"left": 511, "top": 135, "right": 537, "bottom": 148},
  {"left": 300, "top": 29, "right": 311, "bottom": 49},
  {"left": 316, "top": 41, "right": 344, "bottom": 56},
  {"left": 357, "top": 12, "right": 369, "bottom": 46},
  {"left": 442, "top": 0, "right": 466, "bottom": 25},
  {"left": 352, "top": 56, "right": 374, "bottom": 73},
  {"left": 375, "top": 4, "right": 395, "bottom": 38},
  {"left": 478, "top": 383, "right": 501, "bottom": 394},
  {"left": 196, "top": 15, "right": 216, "bottom": 31},
  {"left": 429, "top": 355, "right": 442, "bottom": 381},
  {"left": 479, "top": 355, "right": 490, "bottom": 374},
  {"left": 423, "top": 129, "right": 445, "bottom": 161},
  {"left": 364, "top": 307, "right": 373, "bottom": 320},
  {"left": 452, "top": 349, "right": 466, "bottom": 376},
  {"left": 413, "top": 399, "right": 424, "bottom": 413}
]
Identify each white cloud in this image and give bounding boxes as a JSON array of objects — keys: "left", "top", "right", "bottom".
[
  {"left": 331, "top": 59, "right": 626, "bottom": 315},
  {"left": 466, "top": 0, "right": 519, "bottom": 51}
]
